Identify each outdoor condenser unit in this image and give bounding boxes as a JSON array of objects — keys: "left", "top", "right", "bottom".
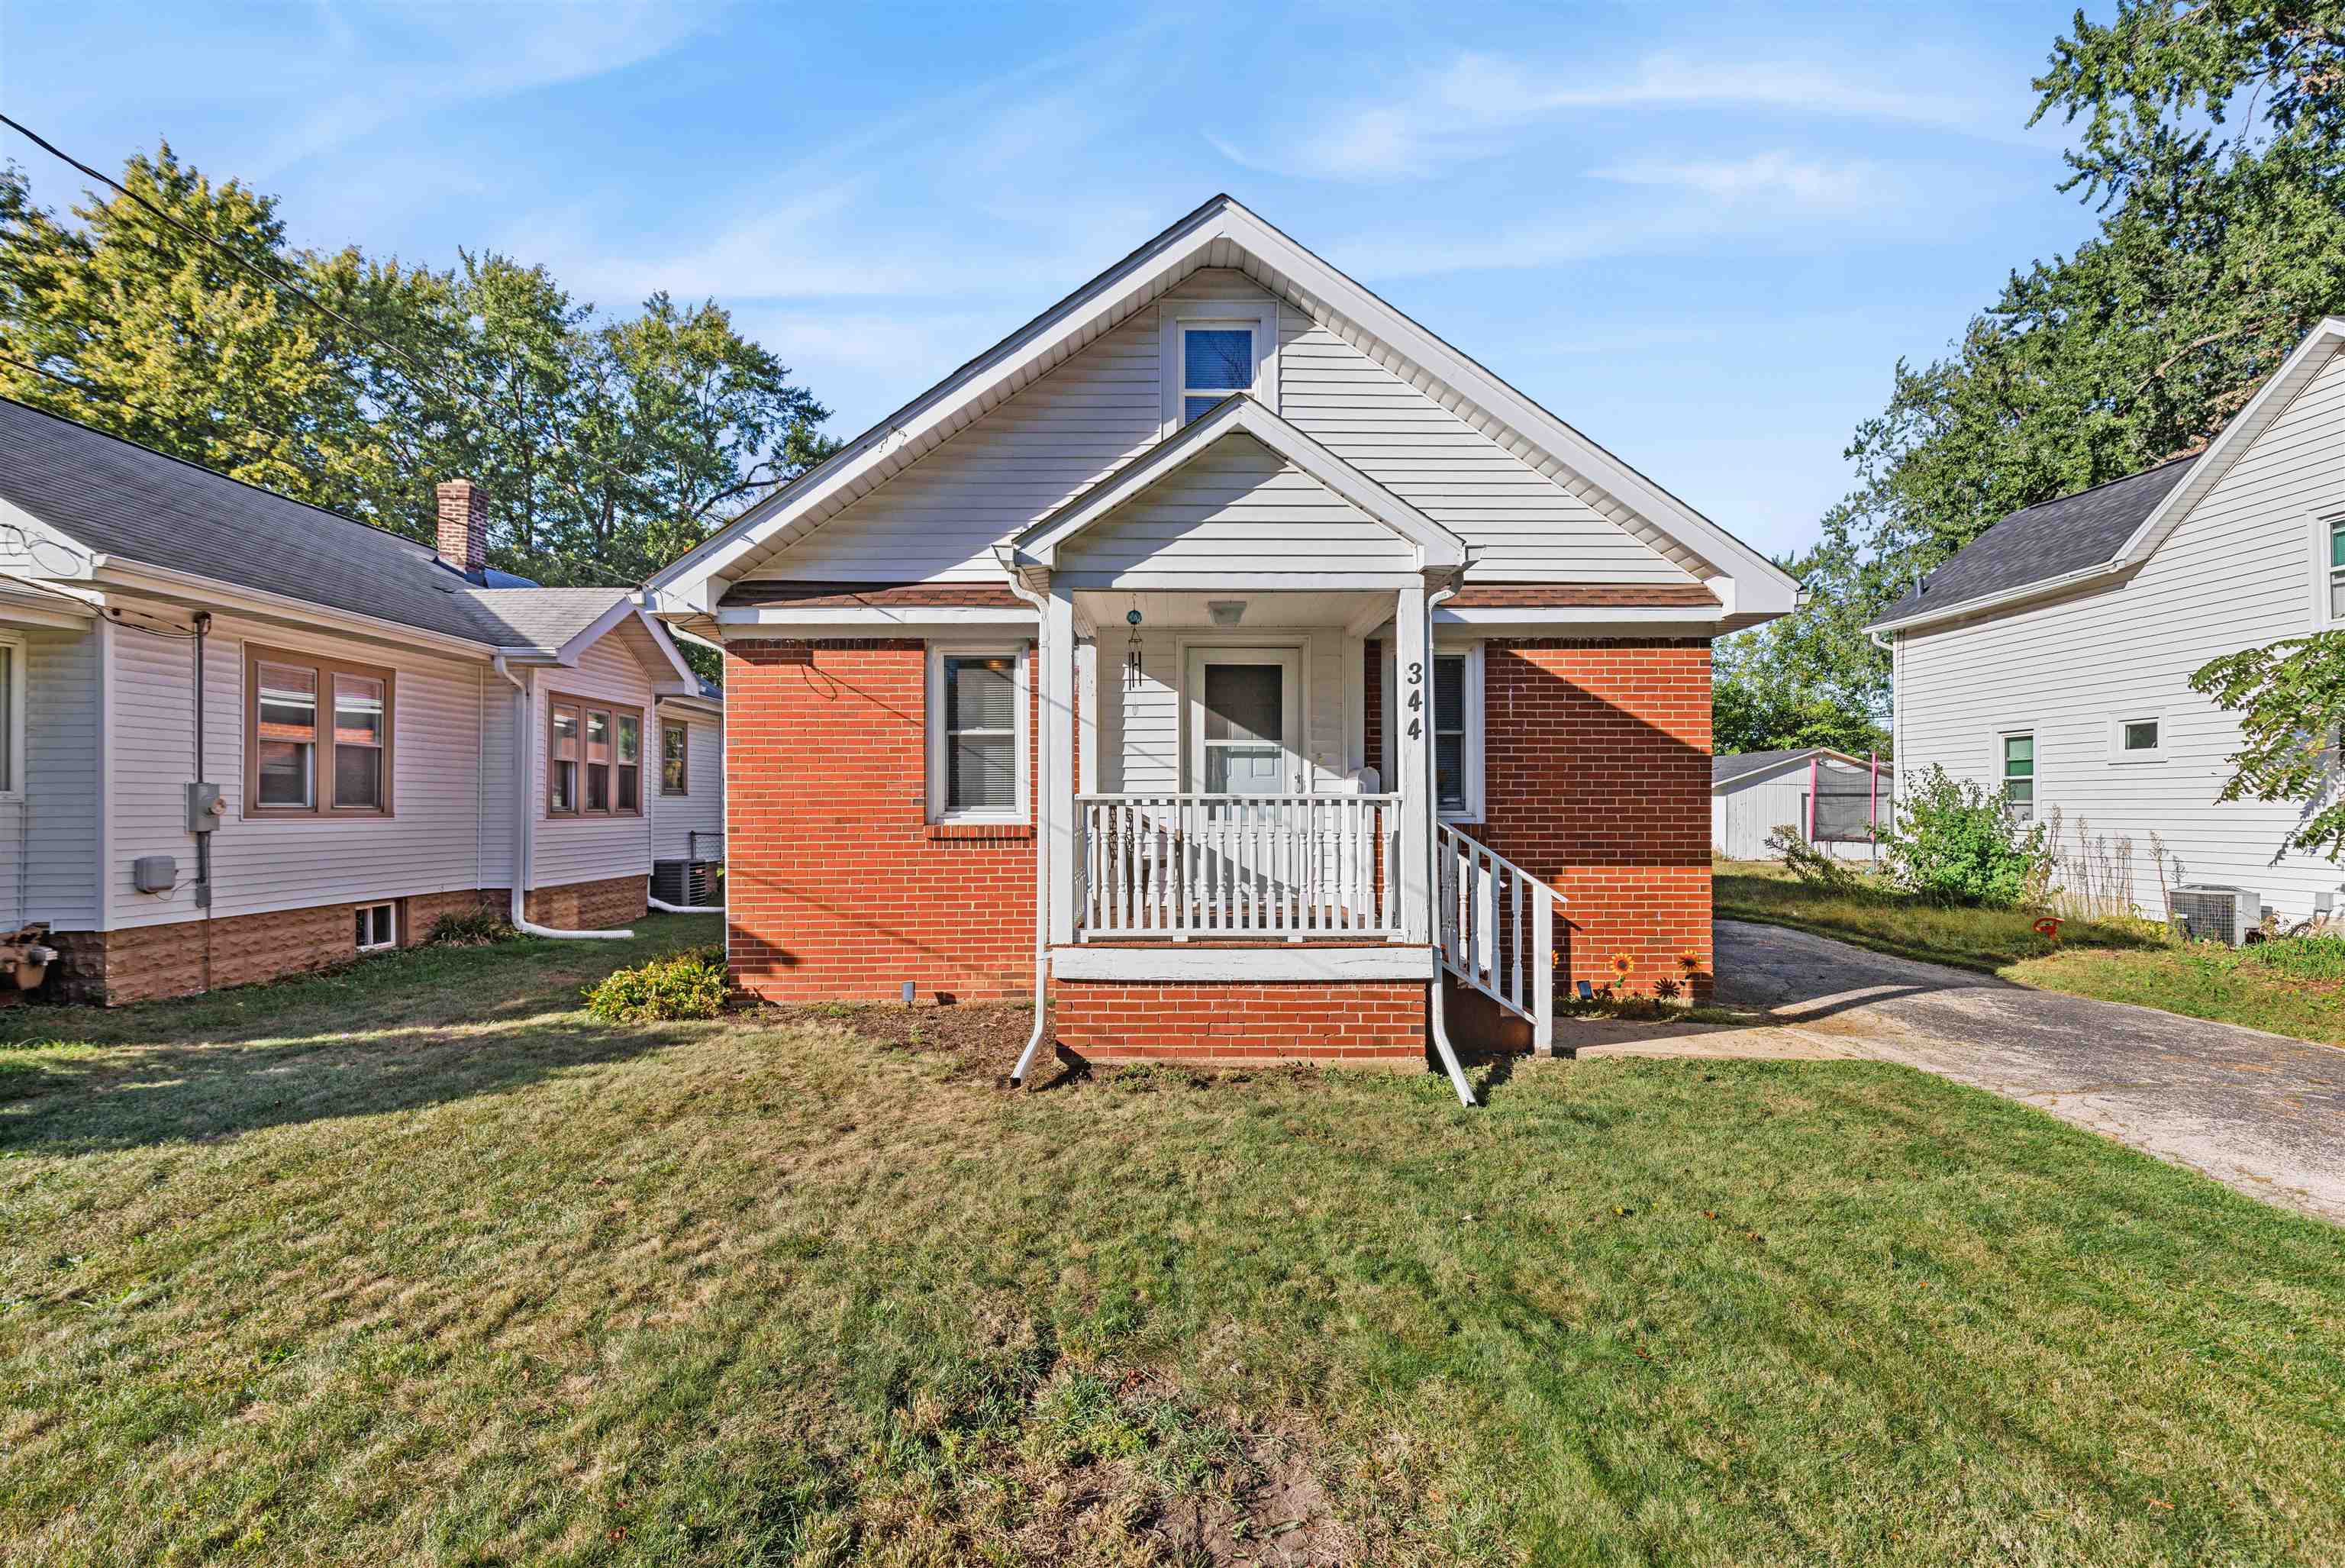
[{"left": 2171, "top": 885, "right": 2263, "bottom": 946}]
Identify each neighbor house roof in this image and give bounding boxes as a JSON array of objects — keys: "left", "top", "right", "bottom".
[
  {"left": 0, "top": 395, "right": 679, "bottom": 667},
  {"left": 1869, "top": 457, "right": 2199, "bottom": 628},
  {"left": 1711, "top": 747, "right": 1885, "bottom": 789}
]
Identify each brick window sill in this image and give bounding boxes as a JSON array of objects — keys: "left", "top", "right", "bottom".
[{"left": 925, "top": 821, "right": 1035, "bottom": 842}]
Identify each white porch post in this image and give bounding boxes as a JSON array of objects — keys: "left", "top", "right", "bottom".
[
  {"left": 1393, "top": 579, "right": 1431, "bottom": 943},
  {"left": 1044, "top": 579, "right": 1079, "bottom": 946}
]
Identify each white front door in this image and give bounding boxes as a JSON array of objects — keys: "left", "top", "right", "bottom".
[{"left": 1186, "top": 647, "right": 1302, "bottom": 794}]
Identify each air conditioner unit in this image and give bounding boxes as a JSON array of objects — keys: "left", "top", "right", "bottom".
[{"left": 2171, "top": 885, "right": 2264, "bottom": 946}]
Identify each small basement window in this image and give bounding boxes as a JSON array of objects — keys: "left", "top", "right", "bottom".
[{"left": 354, "top": 902, "right": 396, "bottom": 952}]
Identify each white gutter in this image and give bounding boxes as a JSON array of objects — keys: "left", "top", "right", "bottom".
[
  {"left": 89, "top": 559, "right": 523, "bottom": 663},
  {"left": 999, "top": 558, "right": 1054, "bottom": 1087},
  {"left": 492, "top": 655, "right": 634, "bottom": 941}
]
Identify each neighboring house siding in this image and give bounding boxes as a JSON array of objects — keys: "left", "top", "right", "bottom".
[
  {"left": 1713, "top": 760, "right": 1885, "bottom": 861},
  {"left": 736, "top": 269, "right": 1695, "bottom": 591},
  {"left": 1, "top": 623, "right": 102, "bottom": 928},
  {"left": 531, "top": 636, "right": 656, "bottom": 894},
  {"left": 724, "top": 638, "right": 1037, "bottom": 1003},
  {"left": 1896, "top": 345, "right": 2345, "bottom": 922},
  {"left": 1059, "top": 434, "right": 1411, "bottom": 580},
  {"left": 652, "top": 709, "right": 724, "bottom": 860},
  {"left": 105, "top": 615, "right": 489, "bottom": 931}
]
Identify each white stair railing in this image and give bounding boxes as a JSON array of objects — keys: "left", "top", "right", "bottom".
[
  {"left": 1076, "top": 793, "right": 1402, "bottom": 940},
  {"left": 1435, "top": 824, "right": 1566, "bottom": 1054}
]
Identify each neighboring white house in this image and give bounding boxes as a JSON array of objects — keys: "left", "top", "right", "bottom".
[
  {"left": 0, "top": 398, "right": 721, "bottom": 1003},
  {"left": 1712, "top": 747, "right": 1890, "bottom": 861},
  {"left": 1870, "top": 316, "right": 2345, "bottom": 931}
]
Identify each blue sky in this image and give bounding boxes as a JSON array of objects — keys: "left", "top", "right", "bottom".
[{"left": 0, "top": 2, "right": 2104, "bottom": 560}]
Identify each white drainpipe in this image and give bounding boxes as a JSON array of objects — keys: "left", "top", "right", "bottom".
[
  {"left": 492, "top": 654, "right": 634, "bottom": 940},
  {"left": 998, "top": 565, "right": 1053, "bottom": 1086},
  {"left": 1422, "top": 580, "right": 1476, "bottom": 1108}
]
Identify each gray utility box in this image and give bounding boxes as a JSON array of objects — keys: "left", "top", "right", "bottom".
[
  {"left": 132, "top": 855, "right": 177, "bottom": 894},
  {"left": 185, "top": 781, "right": 224, "bottom": 834}
]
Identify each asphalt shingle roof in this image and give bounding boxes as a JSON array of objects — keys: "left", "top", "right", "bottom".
[
  {"left": 1872, "top": 455, "right": 2200, "bottom": 626},
  {"left": 0, "top": 396, "right": 632, "bottom": 654}
]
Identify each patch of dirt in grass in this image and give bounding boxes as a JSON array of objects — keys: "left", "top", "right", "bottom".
[
  {"left": 763, "top": 1000, "right": 1039, "bottom": 1081},
  {"left": 1155, "top": 1424, "right": 1349, "bottom": 1566}
]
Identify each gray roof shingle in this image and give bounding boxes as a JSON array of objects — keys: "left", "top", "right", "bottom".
[
  {"left": 0, "top": 396, "right": 634, "bottom": 655},
  {"left": 1872, "top": 455, "right": 2199, "bottom": 626}
]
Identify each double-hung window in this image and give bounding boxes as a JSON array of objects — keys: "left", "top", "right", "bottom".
[
  {"left": 2328, "top": 517, "right": 2345, "bottom": 621},
  {"left": 1430, "top": 647, "right": 1482, "bottom": 820},
  {"left": 1180, "top": 326, "right": 1253, "bottom": 424},
  {"left": 660, "top": 720, "right": 689, "bottom": 795},
  {"left": 929, "top": 647, "right": 1026, "bottom": 822},
  {"left": 547, "top": 695, "right": 644, "bottom": 818},
  {"left": 2000, "top": 732, "right": 2035, "bottom": 821},
  {"left": 246, "top": 645, "right": 395, "bottom": 818}
]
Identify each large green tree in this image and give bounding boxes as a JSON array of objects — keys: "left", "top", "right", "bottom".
[
  {"left": 1720, "top": 1, "right": 2345, "bottom": 745},
  {"left": 0, "top": 143, "right": 836, "bottom": 606}
]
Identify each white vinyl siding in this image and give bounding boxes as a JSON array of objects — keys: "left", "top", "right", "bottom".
[
  {"left": 734, "top": 270, "right": 1697, "bottom": 592},
  {"left": 1896, "top": 344, "right": 2345, "bottom": 921},
  {"left": 1101, "top": 627, "right": 1351, "bottom": 795},
  {"left": 104, "top": 614, "right": 489, "bottom": 930},
  {"left": 1059, "top": 432, "right": 1412, "bottom": 582},
  {"left": 1711, "top": 759, "right": 1885, "bottom": 861},
  {"left": 531, "top": 635, "right": 656, "bottom": 891},
  {"left": 650, "top": 709, "right": 724, "bottom": 860},
  {"left": 0, "top": 623, "right": 102, "bottom": 928}
]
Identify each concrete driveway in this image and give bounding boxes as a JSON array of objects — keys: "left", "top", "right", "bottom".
[{"left": 1565, "top": 919, "right": 2345, "bottom": 1225}]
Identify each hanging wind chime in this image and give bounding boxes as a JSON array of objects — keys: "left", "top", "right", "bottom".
[{"left": 1124, "top": 598, "right": 1143, "bottom": 687}]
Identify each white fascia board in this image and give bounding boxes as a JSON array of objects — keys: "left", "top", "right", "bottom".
[
  {"left": 1435, "top": 606, "right": 1733, "bottom": 632},
  {"left": 0, "top": 498, "right": 102, "bottom": 579},
  {"left": 549, "top": 595, "right": 648, "bottom": 667},
  {"left": 0, "top": 580, "right": 99, "bottom": 628},
  {"left": 1050, "top": 569, "right": 1425, "bottom": 592},
  {"left": 91, "top": 561, "right": 502, "bottom": 662},
  {"left": 2112, "top": 317, "right": 2345, "bottom": 569},
  {"left": 650, "top": 194, "right": 1788, "bottom": 612},
  {"left": 1009, "top": 394, "right": 1466, "bottom": 569},
  {"left": 1050, "top": 944, "right": 1434, "bottom": 982}
]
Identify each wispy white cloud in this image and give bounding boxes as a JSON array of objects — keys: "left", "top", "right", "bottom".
[
  {"left": 1214, "top": 48, "right": 2023, "bottom": 182},
  {"left": 1589, "top": 151, "right": 1892, "bottom": 211}
]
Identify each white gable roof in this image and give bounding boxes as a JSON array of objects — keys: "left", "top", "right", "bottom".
[
  {"left": 648, "top": 195, "right": 1796, "bottom": 618},
  {"left": 1009, "top": 394, "right": 1466, "bottom": 571}
]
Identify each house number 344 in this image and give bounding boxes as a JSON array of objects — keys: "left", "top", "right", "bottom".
[{"left": 1405, "top": 660, "right": 1423, "bottom": 739}]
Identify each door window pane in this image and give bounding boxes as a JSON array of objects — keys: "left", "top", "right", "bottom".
[
  {"left": 1202, "top": 663, "right": 1285, "bottom": 794},
  {"left": 943, "top": 655, "right": 1017, "bottom": 813},
  {"left": 256, "top": 663, "right": 317, "bottom": 807}
]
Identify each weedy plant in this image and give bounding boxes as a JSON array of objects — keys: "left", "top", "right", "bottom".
[{"left": 583, "top": 945, "right": 731, "bottom": 1022}]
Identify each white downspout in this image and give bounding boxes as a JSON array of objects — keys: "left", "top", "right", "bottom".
[
  {"left": 1421, "top": 579, "right": 1476, "bottom": 1108},
  {"left": 1000, "top": 563, "right": 1053, "bottom": 1086},
  {"left": 492, "top": 654, "right": 634, "bottom": 940}
]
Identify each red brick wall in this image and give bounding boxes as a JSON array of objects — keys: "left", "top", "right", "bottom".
[
  {"left": 1472, "top": 637, "right": 1712, "bottom": 1000},
  {"left": 723, "top": 638, "right": 1039, "bottom": 1003},
  {"left": 1053, "top": 979, "right": 1424, "bottom": 1063}
]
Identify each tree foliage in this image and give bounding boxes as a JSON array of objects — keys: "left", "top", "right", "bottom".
[
  {"left": 2191, "top": 631, "right": 2345, "bottom": 858},
  {"left": 1723, "top": 1, "right": 2345, "bottom": 738},
  {"left": 0, "top": 143, "right": 836, "bottom": 604}
]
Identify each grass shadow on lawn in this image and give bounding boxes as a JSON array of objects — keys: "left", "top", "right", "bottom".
[{"left": 0, "top": 918, "right": 718, "bottom": 1157}]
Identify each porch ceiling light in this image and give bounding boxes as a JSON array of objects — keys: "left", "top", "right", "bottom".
[{"left": 1207, "top": 599, "right": 1247, "bottom": 627}]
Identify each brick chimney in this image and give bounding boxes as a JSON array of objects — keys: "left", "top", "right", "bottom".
[{"left": 435, "top": 479, "right": 486, "bottom": 579}]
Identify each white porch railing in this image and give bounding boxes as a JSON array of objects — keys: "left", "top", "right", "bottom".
[
  {"left": 1436, "top": 823, "right": 1567, "bottom": 1053},
  {"left": 1076, "top": 793, "right": 1402, "bottom": 940}
]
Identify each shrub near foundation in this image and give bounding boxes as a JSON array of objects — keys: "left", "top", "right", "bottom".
[{"left": 584, "top": 945, "right": 731, "bottom": 1022}]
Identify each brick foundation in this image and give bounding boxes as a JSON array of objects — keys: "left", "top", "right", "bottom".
[
  {"left": 722, "top": 638, "right": 1039, "bottom": 1005},
  {"left": 40, "top": 877, "right": 633, "bottom": 1005},
  {"left": 1051, "top": 979, "right": 1426, "bottom": 1064}
]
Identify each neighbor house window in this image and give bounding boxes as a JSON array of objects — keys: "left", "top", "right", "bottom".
[
  {"left": 2330, "top": 518, "right": 2345, "bottom": 621},
  {"left": 547, "top": 695, "right": 644, "bottom": 818},
  {"left": 1179, "top": 325, "right": 1253, "bottom": 424},
  {"left": 2001, "top": 732, "right": 2035, "bottom": 821},
  {"left": 1431, "top": 647, "right": 1482, "bottom": 819},
  {"left": 2111, "top": 712, "right": 2166, "bottom": 763},
  {"left": 660, "top": 720, "right": 689, "bottom": 795},
  {"left": 0, "top": 634, "right": 24, "bottom": 801},
  {"left": 928, "top": 647, "right": 1027, "bottom": 821},
  {"left": 246, "top": 645, "right": 395, "bottom": 818},
  {"left": 353, "top": 902, "right": 396, "bottom": 953}
]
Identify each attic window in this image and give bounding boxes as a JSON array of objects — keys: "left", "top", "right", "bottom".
[{"left": 1181, "top": 326, "right": 1253, "bottom": 423}]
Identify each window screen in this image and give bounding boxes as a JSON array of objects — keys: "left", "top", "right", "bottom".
[
  {"left": 944, "top": 654, "right": 1017, "bottom": 813},
  {"left": 256, "top": 663, "right": 318, "bottom": 808}
]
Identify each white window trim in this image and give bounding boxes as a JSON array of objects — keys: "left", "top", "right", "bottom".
[
  {"left": 1433, "top": 642, "right": 1484, "bottom": 822},
  {"left": 354, "top": 901, "right": 398, "bottom": 953},
  {"left": 927, "top": 643, "right": 1031, "bottom": 824},
  {"left": 1158, "top": 298, "right": 1279, "bottom": 436},
  {"left": 0, "top": 631, "right": 24, "bottom": 803},
  {"left": 2107, "top": 710, "right": 2167, "bottom": 764},
  {"left": 1994, "top": 728, "right": 2036, "bottom": 821},
  {"left": 2313, "top": 508, "right": 2345, "bottom": 630}
]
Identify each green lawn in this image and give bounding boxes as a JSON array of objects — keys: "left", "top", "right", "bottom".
[
  {"left": 5, "top": 918, "right": 2343, "bottom": 1564},
  {"left": 1717, "top": 860, "right": 2345, "bottom": 1048}
]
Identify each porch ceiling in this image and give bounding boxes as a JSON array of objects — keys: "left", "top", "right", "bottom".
[{"left": 1073, "top": 588, "right": 1389, "bottom": 633}]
